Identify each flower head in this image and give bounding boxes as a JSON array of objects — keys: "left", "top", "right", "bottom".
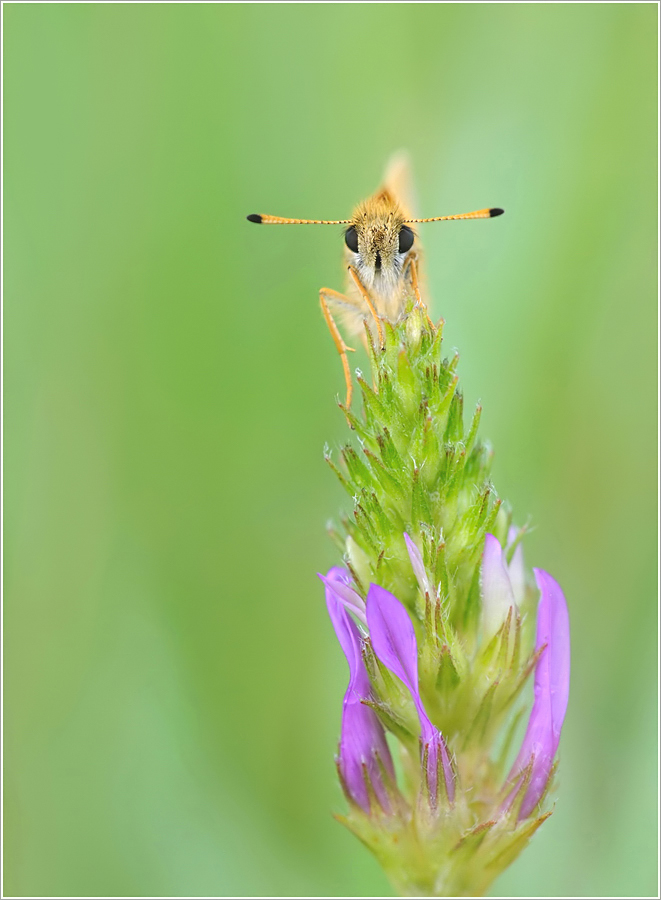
[{"left": 319, "top": 305, "right": 572, "bottom": 895}]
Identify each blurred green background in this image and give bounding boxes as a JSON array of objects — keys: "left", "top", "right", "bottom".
[{"left": 3, "top": 3, "right": 657, "bottom": 897}]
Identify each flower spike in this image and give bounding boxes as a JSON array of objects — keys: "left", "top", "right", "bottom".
[{"left": 317, "top": 272, "right": 571, "bottom": 893}]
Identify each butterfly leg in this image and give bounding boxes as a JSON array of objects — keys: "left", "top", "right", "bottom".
[
  {"left": 319, "top": 288, "right": 357, "bottom": 411},
  {"left": 347, "top": 266, "right": 385, "bottom": 349},
  {"left": 403, "top": 254, "right": 435, "bottom": 331}
]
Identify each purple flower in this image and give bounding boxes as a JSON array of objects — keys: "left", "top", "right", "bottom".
[
  {"left": 366, "top": 583, "right": 455, "bottom": 805},
  {"left": 322, "top": 569, "right": 394, "bottom": 813},
  {"left": 319, "top": 566, "right": 367, "bottom": 626},
  {"left": 505, "top": 568, "right": 571, "bottom": 819},
  {"left": 403, "top": 532, "right": 435, "bottom": 599},
  {"left": 481, "top": 533, "right": 520, "bottom": 639}
]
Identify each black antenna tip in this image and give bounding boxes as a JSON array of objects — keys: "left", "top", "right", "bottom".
[
  {"left": 247, "top": 214, "right": 262, "bottom": 223},
  {"left": 489, "top": 208, "right": 504, "bottom": 218}
]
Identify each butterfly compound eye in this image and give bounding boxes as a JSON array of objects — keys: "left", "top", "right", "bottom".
[
  {"left": 344, "top": 226, "right": 359, "bottom": 253},
  {"left": 398, "top": 226, "right": 415, "bottom": 254}
]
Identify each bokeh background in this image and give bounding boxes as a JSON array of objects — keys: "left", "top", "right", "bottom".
[{"left": 4, "top": 3, "right": 657, "bottom": 897}]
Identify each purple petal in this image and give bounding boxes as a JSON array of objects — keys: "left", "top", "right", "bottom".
[
  {"left": 366, "top": 583, "right": 454, "bottom": 804},
  {"left": 325, "top": 565, "right": 353, "bottom": 587},
  {"left": 482, "top": 533, "right": 517, "bottom": 638},
  {"left": 318, "top": 567, "right": 367, "bottom": 625},
  {"left": 403, "top": 532, "right": 434, "bottom": 599},
  {"left": 324, "top": 576, "right": 393, "bottom": 811},
  {"left": 339, "top": 694, "right": 393, "bottom": 812},
  {"left": 325, "top": 578, "right": 369, "bottom": 697},
  {"left": 366, "top": 584, "right": 420, "bottom": 698},
  {"left": 506, "top": 568, "right": 570, "bottom": 819}
]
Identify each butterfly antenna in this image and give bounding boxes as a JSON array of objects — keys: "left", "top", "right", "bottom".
[
  {"left": 405, "top": 208, "right": 504, "bottom": 223},
  {"left": 247, "top": 214, "right": 351, "bottom": 225}
]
